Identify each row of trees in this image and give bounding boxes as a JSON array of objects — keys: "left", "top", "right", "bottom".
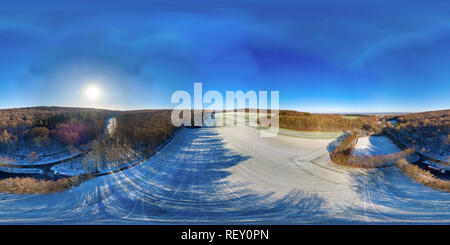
[
  {"left": 114, "top": 110, "right": 178, "bottom": 154},
  {"left": 347, "top": 149, "right": 415, "bottom": 168},
  {"left": 330, "top": 133, "right": 358, "bottom": 165},
  {"left": 278, "top": 110, "right": 381, "bottom": 132},
  {"left": 0, "top": 174, "right": 93, "bottom": 194}
]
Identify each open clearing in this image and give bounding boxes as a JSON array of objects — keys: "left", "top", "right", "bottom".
[
  {"left": 0, "top": 126, "right": 448, "bottom": 224},
  {"left": 341, "top": 115, "right": 360, "bottom": 120},
  {"left": 353, "top": 136, "right": 402, "bottom": 156},
  {"left": 276, "top": 127, "right": 343, "bottom": 139}
]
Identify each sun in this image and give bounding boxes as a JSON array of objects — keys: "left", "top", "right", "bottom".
[{"left": 84, "top": 84, "right": 102, "bottom": 101}]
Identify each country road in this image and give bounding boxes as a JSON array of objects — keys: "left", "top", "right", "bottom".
[{"left": 0, "top": 126, "right": 449, "bottom": 224}]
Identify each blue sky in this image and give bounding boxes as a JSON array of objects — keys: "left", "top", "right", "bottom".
[{"left": 1, "top": 0, "right": 449, "bottom": 113}]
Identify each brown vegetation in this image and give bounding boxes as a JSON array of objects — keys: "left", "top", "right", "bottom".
[
  {"left": 385, "top": 109, "right": 450, "bottom": 162},
  {"left": 278, "top": 110, "right": 381, "bottom": 132},
  {"left": 0, "top": 174, "right": 93, "bottom": 194},
  {"left": 0, "top": 107, "right": 111, "bottom": 157},
  {"left": 397, "top": 158, "right": 450, "bottom": 192},
  {"left": 330, "top": 133, "right": 416, "bottom": 168},
  {"left": 346, "top": 149, "right": 415, "bottom": 168},
  {"left": 330, "top": 133, "right": 358, "bottom": 166},
  {"left": 73, "top": 110, "right": 179, "bottom": 172},
  {"left": 114, "top": 110, "right": 179, "bottom": 154},
  {"left": 0, "top": 107, "right": 180, "bottom": 194}
]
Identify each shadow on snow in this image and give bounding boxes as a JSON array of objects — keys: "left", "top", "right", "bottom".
[{"left": 0, "top": 128, "right": 326, "bottom": 224}]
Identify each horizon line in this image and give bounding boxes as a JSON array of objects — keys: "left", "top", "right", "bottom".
[{"left": 0, "top": 105, "right": 448, "bottom": 115}]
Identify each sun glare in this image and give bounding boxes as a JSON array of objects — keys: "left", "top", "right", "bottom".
[{"left": 84, "top": 84, "right": 102, "bottom": 101}]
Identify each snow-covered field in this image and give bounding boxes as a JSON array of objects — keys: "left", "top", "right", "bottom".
[
  {"left": 215, "top": 112, "right": 343, "bottom": 139},
  {"left": 215, "top": 112, "right": 261, "bottom": 126},
  {"left": 352, "top": 136, "right": 402, "bottom": 156},
  {"left": 277, "top": 127, "right": 343, "bottom": 139},
  {"left": 0, "top": 126, "right": 448, "bottom": 224}
]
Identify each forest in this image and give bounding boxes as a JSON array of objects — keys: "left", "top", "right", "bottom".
[
  {"left": 384, "top": 110, "right": 450, "bottom": 162},
  {"left": 0, "top": 107, "right": 178, "bottom": 166},
  {"left": 113, "top": 110, "right": 179, "bottom": 154},
  {"left": 0, "top": 107, "right": 111, "bottom": 159},
  {"left": 0, "top": 107, "right": 180, "bottom": 193},
  {"left": 54, "top": 109, "right": 179, "bottom": 174},
  {"left": 277, "top": 110, "right": 381, "bottom": 132}
]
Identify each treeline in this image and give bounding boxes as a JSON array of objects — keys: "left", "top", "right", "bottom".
[
  {"left": 0, "top": 107, "right": 109, "bottom": 129},
  {"left": 0, "top": 174, "right": 93, "bottom": 194},
  {"left": 347, "top": 149, "right": 415, "bottom": 168},
  {"left": 114, "top": 110, "right": 179, "bottom": 154},
  {"left": 385, "top": 109, "right": 450, "bottom": 162},
  {"left": 0, "top": 107, "right": 112, "bottom": 156},
  {"left": 278, "top": 110, "right": 381, "bottom": 132},
  {"left": 330, "top": 133, "right": 358, "bottom": 165}
]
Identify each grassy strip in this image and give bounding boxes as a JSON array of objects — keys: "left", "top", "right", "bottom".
[
  {"left": 0, "top": 174, "right": 94, "bottom": 194},
  {"left": 397, "top": 158, "right": 450, "bottom": 192},
  {"left": 341, "top": 115, "right": 360, "bottom": 120},
  {"left": 346, "top": 149, "right": 415, "bottom": 168}
]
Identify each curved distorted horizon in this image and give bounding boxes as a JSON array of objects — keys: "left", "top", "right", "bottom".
[{"left": 0, "top": 0, "right": 449, "bottom": 112}]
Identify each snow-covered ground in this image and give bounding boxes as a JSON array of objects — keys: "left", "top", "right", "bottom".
[
  {"left": 422, "top": 153, "right": 450, "bottom": 163},
  {"left": 215, "top": 112, "right": 261, "bottom": 126},
  {"left": 0, "top": 126, "right": 448, "bottom": 224},
  {"left": 51, "top": 160, "right": 134, "bottom": 176},
  {"left": 0, "top": 167, "right": 43, "bottom": 174},
  {"left": 412, "top": 147, "right": 449, "bottom": 163},
  {"left": 215, "top": 112, "right": 343, "bottom": 139},
  {"left": 50, "top": 128, "right": 183, "bottom": 177},
  {"left": 1, "top": 117, "right": 117, "bottom": 167},
  {"left": 6, "top": 140, "right": 70, "bottom": 162},
  {"left": 51, "top": 161, "right": 87, "bottom": 176},
  {"left": 388, "top": 133, "right": 449, "bottom": 163},
  {"left": 276, "top": 127, "right": 343, "bottom": 139},
  {"left": 106, "top": 117, "right": 117, "bottom": 137},
  {"left": 51, "top": 146, "right": 139, "bottom": 176},
  {"left": 51, "top": 155, "right": 137, "bottom": 176},
  {"left": 2, "top": 152, "right": 81, "bottom": 166},
  {"left": 352, "top": 136, "right": 402, "bottom": 156}
]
